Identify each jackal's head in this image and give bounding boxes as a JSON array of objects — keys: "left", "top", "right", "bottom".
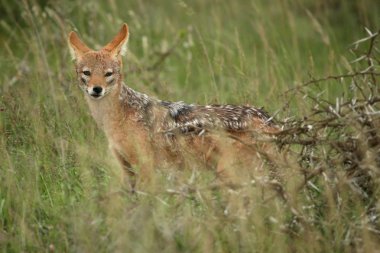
[{"left": 68, "top": 24, "right": 129, "bottom": 100}]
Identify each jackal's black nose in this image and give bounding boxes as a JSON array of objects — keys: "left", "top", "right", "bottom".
[{"left": 93, "top": 86, "right": 103, "bottom": 94}]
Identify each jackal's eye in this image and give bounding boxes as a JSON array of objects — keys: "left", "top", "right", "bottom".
[
  {"left": 104, "top": 71, "right": 113, "bottom": 77},
  {"left": 82, "top": 70, "right": 91, "bottom": 76}
]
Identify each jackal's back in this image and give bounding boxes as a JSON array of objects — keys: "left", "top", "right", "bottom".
[
  {"left": 118, "top": 84, "right": 278, "bottom": 138},
  {"left": 160, "top": 101, "right": 277, "bottom": 135}
]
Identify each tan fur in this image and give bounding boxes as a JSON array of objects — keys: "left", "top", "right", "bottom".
[{"left": 68, "top": 24, "right": 279, "bottom": 191}]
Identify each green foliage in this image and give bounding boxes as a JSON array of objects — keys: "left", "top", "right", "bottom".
[{"left": 0, "top": 0, "right": 379, "bottom": 252}]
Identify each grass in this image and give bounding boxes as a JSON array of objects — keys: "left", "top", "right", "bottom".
[{"left": 0, "top": 0, "right": 380, "bottom": 252}]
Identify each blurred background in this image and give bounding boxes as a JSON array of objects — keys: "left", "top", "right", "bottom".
[{"left": 0, "top": 0, "right": 379, "bottom": 252}]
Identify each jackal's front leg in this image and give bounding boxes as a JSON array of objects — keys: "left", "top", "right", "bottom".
[{"left": 112, "top": 149, "right": 137, "bottom": 193}]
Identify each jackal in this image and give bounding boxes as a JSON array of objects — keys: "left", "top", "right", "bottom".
[{"left": 68, "top": 24, "right": 279, "bottom": 191}]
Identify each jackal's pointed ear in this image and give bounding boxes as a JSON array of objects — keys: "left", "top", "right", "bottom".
[
  {"left": 102, "top": 24, "right": 129, "bottom": 57},
  {"left": 68, "top": 31, "right": 91, "bottom": 60}
]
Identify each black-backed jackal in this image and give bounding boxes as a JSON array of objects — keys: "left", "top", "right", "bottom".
[{"left": 68, "top": 24, "right": 279, "bottom": 191}]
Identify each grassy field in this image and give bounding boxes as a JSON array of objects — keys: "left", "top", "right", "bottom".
[{"left": 1, "top": 0, "right": 380, "bottom": 252}]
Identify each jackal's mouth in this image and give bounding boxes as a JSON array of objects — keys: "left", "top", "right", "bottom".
[{"left": 88, "top": 93, "right": 103, "bottom": 99}]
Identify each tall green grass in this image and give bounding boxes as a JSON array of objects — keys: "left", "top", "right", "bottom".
[{"left": 0, "top": 0, "right": 379, "bottom": 252}]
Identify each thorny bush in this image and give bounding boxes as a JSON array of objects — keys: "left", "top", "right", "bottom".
[{"left": 270, "top": 29, "right": 380, "bottom": 239}]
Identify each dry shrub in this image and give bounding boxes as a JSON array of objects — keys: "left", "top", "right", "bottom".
[{"left": 259, "top": 29, "right": 380, "bottom": 249}]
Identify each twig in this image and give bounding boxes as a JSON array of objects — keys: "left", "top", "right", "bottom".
[{"left": 285, "top": 71, "right": 380, "bottom": 94}]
